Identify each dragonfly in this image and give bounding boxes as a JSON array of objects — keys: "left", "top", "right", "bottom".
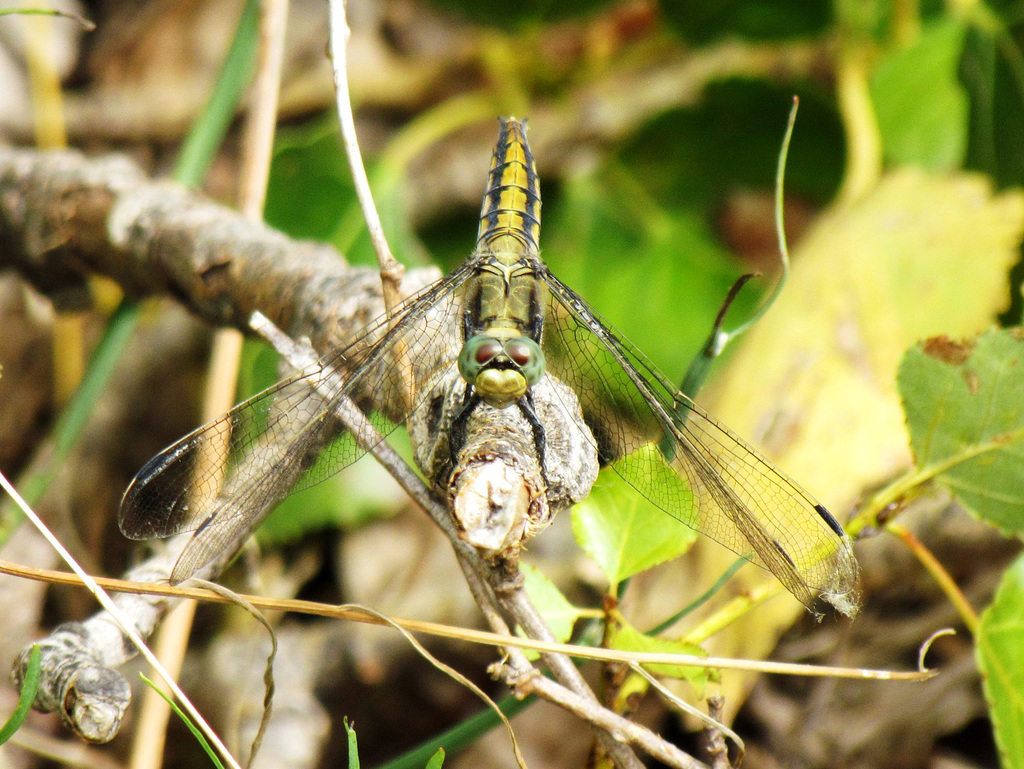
[{"left": 120, "top": 118, "right": 858, "bottom": 611}]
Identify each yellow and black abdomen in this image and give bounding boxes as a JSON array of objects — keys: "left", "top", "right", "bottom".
[{"left": 476, "top": 118, "right": 541, "bottom": 256}]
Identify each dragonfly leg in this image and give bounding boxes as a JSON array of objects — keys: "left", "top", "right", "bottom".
[
  {"left": 517, "top": 391, "right": 548, "bottom": 487},
  {"left": 449, "top": 384, "right": 480, "bottom": 468}
]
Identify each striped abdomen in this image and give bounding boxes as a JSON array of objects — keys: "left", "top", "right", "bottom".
[{"left": 476, "top": 118, "right": 541, "bottom": 255}]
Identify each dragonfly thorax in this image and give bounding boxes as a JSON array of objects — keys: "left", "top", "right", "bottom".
[{"left": 458, "top": 333, "right": 545, "bottom": 408}]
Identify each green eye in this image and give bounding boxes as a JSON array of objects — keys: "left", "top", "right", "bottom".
[
  {"left": 458, "top": 335, "right": 546, "bottom": 387},
  {"left": 458, "top": 336, "right": 503, "bottom": 383},
  {"left": 504, "top": 337, "right": 545, "bottom": 385}
]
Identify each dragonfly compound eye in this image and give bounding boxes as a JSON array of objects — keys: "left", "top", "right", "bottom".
[
  {"left": 504, "top": 337, "right": 545, "bottom": 385},
  {"left": 458, "top": 335, "right": 504, "bottom": 383},
  {"left": 476, "top": 338, "right": 504, "bottom": 364}
]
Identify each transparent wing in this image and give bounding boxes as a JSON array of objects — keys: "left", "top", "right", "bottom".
[
  {"left": 118, "top": 262, "right": 474, "bottom": 578},
  {"left": 541, "top": 270, "right": 857, "bottom": 607}
]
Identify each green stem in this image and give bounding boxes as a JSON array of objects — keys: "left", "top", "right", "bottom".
[
  {"left": 887, "top": 522, "right": 979, "bottom": 633},
  {"left": 834, "top": 30, "right": 882, "bottom": 205},
  {"left": 847, "top": 427, "right": 1023, "bottom": 538}
]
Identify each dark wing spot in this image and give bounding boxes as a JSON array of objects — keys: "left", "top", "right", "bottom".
[{"left": 814, "top": 503, "right": 846, "bottom": 537}]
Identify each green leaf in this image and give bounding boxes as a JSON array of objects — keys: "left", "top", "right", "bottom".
[
  {"left": 521, "top": 562, "right": 585, "bottom": 644},
  {"left": 977, "top": 551, "right": 1024, "bottom": 769},
  {"left": 609, "top": 617, "right": 708, "bottom": 691},
  {"left": 424, "top": 748, "right": 446, "bottom": 769},
  {"left": 898, "top": 328, "right": 1024, "bottom": 532},
  {"left": 871, "top": 18, "right": 969, "bottom": 171},
  {"left": 264, "top": 117, "right": 355, "bottom": 244},
  {"left": 572, "top": 454, "right": 698, "bottom": 589},
  {"left": 0, "top": 645, "right": 40, "bottom": 745},
  {"left": 265, "top": 116, "right": 430, "bottom": 267},
  {"left": 712, "top": 171, "right": 1024, "bottom": 524}
]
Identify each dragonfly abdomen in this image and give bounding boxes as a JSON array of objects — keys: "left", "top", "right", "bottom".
[{"left": 477, "top": 118, "right": 541, "bottom": 255}]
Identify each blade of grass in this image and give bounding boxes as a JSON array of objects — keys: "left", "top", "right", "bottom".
[
  {"left": 375, "top": 694, "right": 533, "bottom": 769},
  {"left": 646, "top": 558, "right": 748, "bottom": 637},
  {"left": 345, "top": 718, "right": 360, "bottom": 769},
  {"left": 139, "top": 674, "right": 225, "bottom": 769},
  {"left": 0, "top": 645, "right": 41, "bottom": 745},
  {"left": 175, "top": 0, "right": 260, "bottom": 189},
  {"left": 0, "top": 8, "right": 94, "bottom": 29},
  {"left": 672, "top": 96, "right": 801, "bottom": 403}
]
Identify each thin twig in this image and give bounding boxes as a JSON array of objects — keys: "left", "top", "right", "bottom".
[
  {"left": 495, "top": 586, "right": 649, "bottom": 769},
  {"left": 238, "top": 0, "right": 290, "bottom": 221},
  {"left": 521, "top": 674, "right": 706, "bottom": 769},
  {"left": 704, "top": 695, "right": 732, "bottom": 769},
  {"left": 327, "top": 0, "right": 405, "bottom": 314},
  {"left": 327, "top": 0, "right": 419, "bottom": 416},
  {"left": 631, "top": 667, "right": 744, "bottom": 761},
  {"left": 887, "top": 522, "right": 979, "bottom": 633},
  {"left": 0, "top": 558, "right": 936, "bottom": 681}
]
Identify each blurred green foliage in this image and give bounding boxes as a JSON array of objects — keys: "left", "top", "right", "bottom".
[
  {"left": 426, "top": 0, "right": 615, "bottom": 26},
  {"left": 871, "top": 18, "right": 969, "bottom": 170},
  {"left": 618, "top": 81, "right": 844, "bottom": 205},
  {"left": 264, "top": 117, "right": 354, "bottom": 246},
  {"left": 661, "top": 0, "right": 832, "bottom": 42}
]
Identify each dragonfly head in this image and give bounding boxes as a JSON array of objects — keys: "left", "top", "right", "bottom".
[{"left": 458, "top": 334, "right": 545, "bottom": 407}]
